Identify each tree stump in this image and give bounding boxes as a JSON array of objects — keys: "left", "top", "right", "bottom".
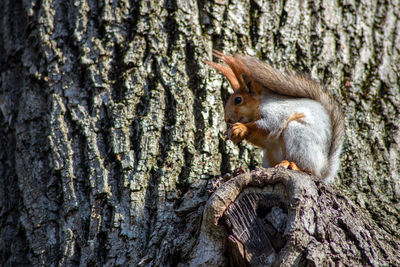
[{"left": 190, "top": 168, "right": 400, "bottom": 266}]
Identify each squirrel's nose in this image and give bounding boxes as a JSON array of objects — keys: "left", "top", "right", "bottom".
[{"left": 226, "top": 118, "right": 233, "bottom": 124}]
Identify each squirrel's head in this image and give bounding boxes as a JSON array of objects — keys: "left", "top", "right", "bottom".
[
  {"left": 224, "top": 85, "right": 260, "bottom": 124},
  {"left": 204, "top": 50, "right": 262, "bottom": 124}
]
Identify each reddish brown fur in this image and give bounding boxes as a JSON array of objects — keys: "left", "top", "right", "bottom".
[
  {"left": 287, "top": 112, "right": 305, "bottom": 124},
  {"left": 224, "top": 92, "right": 260, "bottom": 124},
  {"left": 265, "top": 149, "right": 279, "bottom": 166},
  {"left": 242, "top": 121, "right": 268, "bottom": 147},
  {"left": 205, "top": 51, "right": 344, "bottom": 180}
]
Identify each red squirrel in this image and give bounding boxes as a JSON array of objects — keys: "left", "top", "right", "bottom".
[{"left": 204, "top": 50, "right": 345, "bottom": 183}]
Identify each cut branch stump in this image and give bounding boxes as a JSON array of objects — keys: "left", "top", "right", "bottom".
[{"left": 190, "top": 168, "right": 400, "bottom": 266}]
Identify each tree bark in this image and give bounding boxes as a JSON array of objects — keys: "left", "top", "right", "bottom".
[
  {"left": 1, "top": 0, "right": 399, "bottom": 266},
  {"left": 191, "top": 168, "right": 400, "bottom": 266}
]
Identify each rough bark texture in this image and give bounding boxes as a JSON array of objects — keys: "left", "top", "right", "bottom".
[
  {"left": 0, "top": 0, "right": 399, "bottom": 266},
  {"left": 191, "top": 168, "right": 400, "bottom": 266}
]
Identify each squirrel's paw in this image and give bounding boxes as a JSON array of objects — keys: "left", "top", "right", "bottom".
[
  {"left": 227, "top": 122, "right": 248, "bottom": 144},
  {"left": 274, "top": 160, "right": 301, "bottom": 171}
]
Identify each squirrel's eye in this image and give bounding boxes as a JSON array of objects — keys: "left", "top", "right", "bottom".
[{"left": 234, "top": 97, "right": 242, "bottom": 105}]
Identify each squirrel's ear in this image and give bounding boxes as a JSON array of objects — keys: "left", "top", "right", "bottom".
[
  {"left": 203, "top": 59, "right": 240, "bottom": 90},
  {"left": 207, "top": 50, "right": 260, "bottom": 94},
  {"left": 212, "top": 51, "right": 254, "bottom": 92},
  {"left": 242, "top": 74, "right": 253, "bottom": 93}
]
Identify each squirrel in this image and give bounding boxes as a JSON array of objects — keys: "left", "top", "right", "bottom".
[{"left": 204, "top": 50, "right": 345, "bottom": 183}]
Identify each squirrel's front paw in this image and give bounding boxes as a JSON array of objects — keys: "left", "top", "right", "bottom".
[{"left": 227, "top": 122, "right": 248, "bottom": 144}]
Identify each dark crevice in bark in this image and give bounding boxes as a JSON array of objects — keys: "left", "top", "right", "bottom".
[
  {"left": 366, "top": 201, "right": 400, "bottom": 240},
  {"left": 219, "top": 135, "right": 232, "bottom": 175},
  {"left": 211, "top": 1, "right": 229, "bottom": 51},
  {"left": 83, "top": 71, "right": 96, "bottom": 118},
  {"left": 164, "top": 0, "right": 179, "bottom": 56},
  {"left": 0, "top": 7, "right": 25, "bottom": 121},
  {"left": 278, "top": 1, "right": 287, "bottom": 28},
  {"left": 142, "top": 34, "right": 152, "bottom": 65},
  {"left": 2, "top": 0, "right": 27, "bottom": 55},
  {"left": 96, "top": 231, "right": 109, "bottom": 265},
  {"left": 219, "top": 78, "right": 231, "bottom": 107},
  {"left": 45, "top": 170, "right": 63, "bottom": 205},
  {"left": 360, "top": 70, "right": 378, "bottom": 100},
  {"left": 88, "top": 197, "right": 109, "bottom": 262},
  {"left": 0, "top": 48, "right": 5, "bottom": 73},
  {"left": 336, "top": 218, "right": 370, "bottom": 265},
  {"left": 99, "top": 104, "right": 123, "bottom": 202},
  {"left": 249, "top": 0, "right": 260, "bottom": 48},
  {"left": 80, "top": 213, "right": 91, "bottom": 249},
  {"left": 109, "top": 1, "right": 140, "bottom": 103},
  {"left": 273, "top": 31, "right": 284, "bottom": 51},
  {"left": 297, "top": 253, "right": 308, "bottom": 267},
  {"left": 144, "top": 168, "right": 161, "bottom": 246},
  {"left": 0, "top": 115, "right": 30, "bottom": 265},
  {"left": 76, "top": 173, "right": 91, "bottom": 249},
  {"left": 46, "top": 170, "right": 63, "bottom": 240},
  {"left": 31, "top": 0, "right": 43, "bottom": 21},
  {"left": 103, "top": 202, "right": 114, "bottom": 230},
  {"left": 110, "top": 43, "right": 129, "bottom": 104},
  {"left": 71, "top": 241, "right": 82, "bottom": 266},
  {"left": 184, "top": 40, "right": 202, "bottom": 89},
  {"left": 372, "top": 83, "right": 398, "bottom": 150},
  {"left": 185, "top": 40, "right": 205, "bottom": 151},
  {"left": 294, "top": 42, "right": 310, "bottom": 73},
  {"left": 169, "top": 247, "right": 185, "bottom": 267},
  {"left": 4, "top": 227, "right": 30, "bottom": 266},
  {"left": 237, "top": 144, "right": 247, "bottom": 166},
  {"left": 92, "top": 202, "right": 113, "bottom": 265},
  {"left": 235, "top": 33, "right": 248, "bottom": 51},
  {"left": 0, "top": 1, "right": 26, "bottom": 72},
  {"left": 309, "top": 2, "right": 321, "bottom": 37},
  {"left": 171, "top": 206, "right": 204, "bottom": 265},
  {"left": 247, "top": 154, "right": 259, "bottom": 171},
  {"left": 60, "top": 0, "right": 93, "bottom": 114},
  {"left": 196, "top": 0, "right": 206, "bottom": 35},
  {"left": 88, "top": 0, "right": 105, "bottom": 40},
  {"left": 130, "top": 73, "right": 153, "bottom": 173},
  {"left": 128, "top": 0, "right": 141, "bottom": 40},
  {"left": 347, "top": 34, "right": 361, "bottom": 67},
  {"left": 0, "top": 2, "right": 3, "bottom": 68},
  {"left": 155, "top": 60, "right": 177, "bottom": 166},
  {"left": 211, "top": 34, "right": 224, "bottom": 53},
  {"left": 18, "top": 84, "right": 58, "bottom": 263},
  {"left": 159, "top": 87, "right": 177, "bottom": 154},
  {"left": 130, "top": 115, "right": 144, "bottom": 174},
  {"left": 176, "top": 147, "right": 194, "bottom": 205},
  {"left": 63, "top": 102, "right": 91, "bottom": 226}
]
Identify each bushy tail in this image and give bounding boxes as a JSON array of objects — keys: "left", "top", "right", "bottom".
[{"left": 237, "top": 55, "right": 345, "bottom": 181}]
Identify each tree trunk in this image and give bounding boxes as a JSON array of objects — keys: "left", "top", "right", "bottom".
[{"left": 1, "top": 0, "right": 399, "bottom": 266}]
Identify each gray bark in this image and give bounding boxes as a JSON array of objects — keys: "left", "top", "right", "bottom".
[
  {"left": 191, "top": 168, "right": 400, "bottom": 266},
  {"left": 0, "top": 0, "right": 399, "bottom": 266}
]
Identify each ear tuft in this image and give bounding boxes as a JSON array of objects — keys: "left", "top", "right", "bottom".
[{"left": 242, "top": 74, "right": 253, "bottom": 93}]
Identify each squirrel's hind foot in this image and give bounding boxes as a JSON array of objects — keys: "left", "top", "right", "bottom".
[
  {"left": 274, "top": 160, "right": 301, "bottom": 171},
  {"left": 274, "top": 160, "right": 314, "bottom": 176}
]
